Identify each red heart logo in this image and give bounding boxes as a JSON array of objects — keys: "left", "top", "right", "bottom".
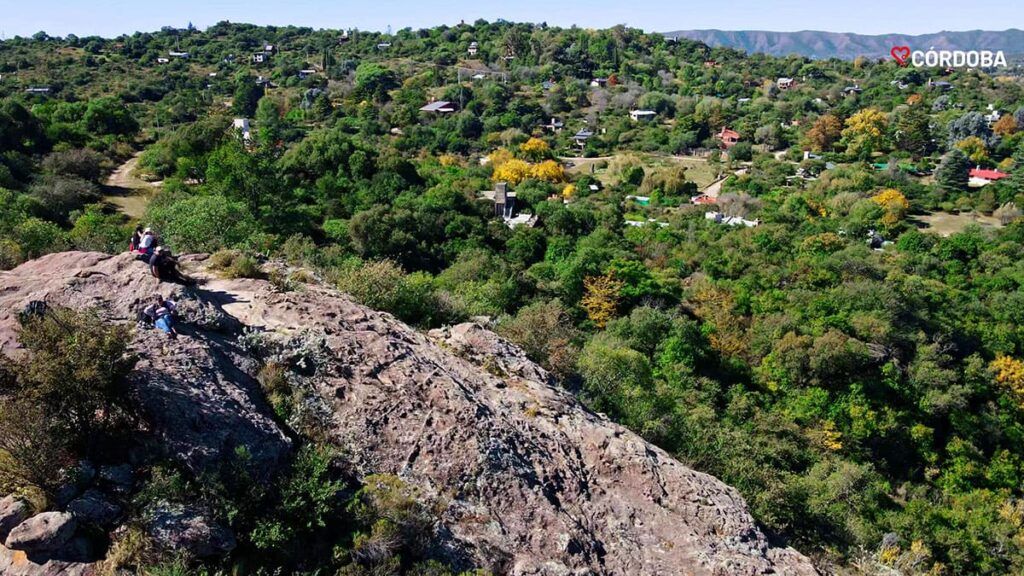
[{"left": 891, "top": 46, "right": 911, "bottom": 66}]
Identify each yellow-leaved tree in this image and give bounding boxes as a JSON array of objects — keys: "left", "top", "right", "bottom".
[
  {"left": 842, "top": 108, "right": 888, "bottom": 158},
  {"left": 487, "top": 148, "right": 514, "bottom": 168},
  {"left": 955, "top": 136, "right": 989, "bottom": 165},
  {"left": 991, "top": 355, "right": 1024, "bottom": 401},
  {"left": 581, "top": 273, "right": 623, "bottom": 329},
  {"left": 531, "top": 159, "right": 565, "bottom": 183},
  {"left": 519, "top": 137, "right": 550, "bottom": 161},
  {"left": 562, "top": 183, "right": 576, "bottom": 200},
  {"left": 492, "top": 158, "right": 531, "bottom": 185},
  {"left": 871, "top": 188, "right": 910, "bottom": 227}
]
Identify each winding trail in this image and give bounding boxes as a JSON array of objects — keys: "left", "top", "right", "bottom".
[{"left": 102, "top": 152, "right": 159, "bottom": 220}]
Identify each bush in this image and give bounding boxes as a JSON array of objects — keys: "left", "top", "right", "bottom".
[
  {"left": 41, "top": 149, "right": 106, "bottom": 182},
  {"left": 146, "top": 194, "right": 257, "bottom": 253},
  {"left": 29, "top": 175, "right": 101, "bottom": 221},
  {"left": 0, "top": 307, "right": 132, "bottom": 493}
]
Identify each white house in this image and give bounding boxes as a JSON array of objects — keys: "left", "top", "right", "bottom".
[
  {"left": 777, "top": 77, "right": 795, "bottom": 90},
  {"left": 168, "top": 51, "right": 190, "bottom": 58},
  {"left": 468, "top": 41, "right": 479, "bottom": 56},
  {"left": 629, "top": 109, "right": 657, "bottom": 122},
  {"left": 705, "top": 211, "right": 759, "bottom": 227},
  {"left": 233, "top": 118, "right": 252, "bottom": 141},
  {"left": 156, "top": 57, "right": 170, "bottom": 64}
]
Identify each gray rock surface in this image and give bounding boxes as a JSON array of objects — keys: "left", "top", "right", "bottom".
[
  {"left": 0, "top": 544, "right": 95, "bottom": 576},
  {"left": 0, "top": 496, "right": 30, "bottom": 541},
  {"left": 145, "top": 503, "right": 237, "bottom": 558},
  {"left": 0, "top": 252, "right": 820, "bottom": 575},
  {"left": 5, "top": 512, "right": 77, "bottom": 556},
  {"left": 66, "top": 491, "right": 122, "bottom": 527}
]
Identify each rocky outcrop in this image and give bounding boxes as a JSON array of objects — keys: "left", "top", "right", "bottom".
[
  {"left": 0, "top": 252, "right": 819, "bottom": 575},
  {"left": 5, "top": 513, "right": 77, "bottom": 556},
  {"left": 145, "top": 503, "right": 237, "bottom": 558},
  {"left": 0, "top": 252, "right": 292, "bottom": 481},
  {"left": 0, "top": 496, "right": 30, "bottom": 541}
]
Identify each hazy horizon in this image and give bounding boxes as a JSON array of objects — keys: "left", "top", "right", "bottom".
[{"left": 3, "top": 0, "right": 1022, "bottom": 39}]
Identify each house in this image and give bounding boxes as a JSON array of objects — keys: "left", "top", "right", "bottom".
[
  {"left": 339, "top": 30, "right": 350, "bottom": 43},
  {"left": 625, "top": 218, "right": 669, "bottom": 228},
  {"left": 703, "top": 60, "right": 720, "bottom": 68},
  {"left": 928, "top": 79, "right": 952, "bottom": 90},
  {"left": 541, "top": 80, "right": 556, "bottom": 91},
  {"left": 690, "top": 194, "right": 717, "bottom": 205},
  {"left": 777, "top": 77, "right": 795, "bottom": 90},
  {"left": 969, "top": 167, "right": 1009, "bottom": 186},
  {"left": 629, "top": 110, "right": 657, "bottom": 122},
  {"left": 24, "top": 87, "right": 50, "bottom": 94},
  {"left": 573, "top": 129, "right": 594, "bottom": 148},
  {"left": 168, "top": 51, "right": 189, "bottom": 58},
  {"left": 843, "top": 85, "right": 862, "bottom": 94},
  {"left": 232, "top": 118, "right": 252, "bottom": 141},
  {"left": 542, "top": 118, "right": 564, "bottom": 132},
  {"left": 264, "top": 44, "right": 275, "bottom": 53},
  {"left": 984, "top": 104, "right": 1001, "bottom": 125},
  {"left": 718, "top": 127, "right": 740, "bottom": 149},
  {"left": 468, "top": 41, "right": 479, "bottom": 56},
  {"left": 419, "top": 100, "right": 456, "bottom": 114},
  {"left": 156, "top": 57, "right": 170, "bottom": 64},
  {"left": 377, "top": 42, "right": 391, "bottom": 50},
  {"left": 705, "top": 211, "right": 759, "bottom": 227},
  {"left": 471, "top": 73, "right": 486, "bottom": 80},
  {"left": 479, "top": 182, "right": 537, "bottom": 228},
  {"left": 590, "top": 78, "right": 608, "bottom": 88},
  {"left": 255, "top": 76, "right": 276, "bottom": 87},
  {"left": 252, "top": 52, "right": 267, "bottom": 64},
  {"left": 298, "top": 69, "right": 317, "bottom": 79},
  {"left": 626, "top": 195, "right": 651, "bottom": 206}
]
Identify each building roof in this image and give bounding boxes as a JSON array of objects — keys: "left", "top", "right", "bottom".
[
  {"left": 691, "top": 194, "right": 717, "bottom": 205},
  {"left": 420, "top": 101, "right": 456, "bottom": 113},
  {"left": 719, "top": 127, "right": 740, "bottom": 139},
  {"left": 970, "top": 168, "right": 1008, "bottom": 180}
]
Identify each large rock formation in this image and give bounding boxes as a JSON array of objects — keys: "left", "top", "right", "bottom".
[{"left": 0, "top": 252, "right": 819, "bottom": 575}]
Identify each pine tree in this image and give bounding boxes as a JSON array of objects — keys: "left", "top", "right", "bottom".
[{"left": 935, "top": 148, "right": 970, "bottom": 193}]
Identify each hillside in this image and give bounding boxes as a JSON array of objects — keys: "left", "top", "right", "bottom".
[
  {"left": 0, "top": 252, "right": 818, "bottom": 575},
  {"left": 664, "top": 28, "right": 1024, "bottom": 59}
]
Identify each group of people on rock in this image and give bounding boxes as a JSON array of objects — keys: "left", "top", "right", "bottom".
[
  {"left": 128, "top": 226, "right": 181, "bottom": 282},
  {"left": 128, "top": 226, "right": 184, "bottom": 339}
]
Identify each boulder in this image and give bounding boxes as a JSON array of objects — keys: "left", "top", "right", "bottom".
[
  {"left": 146, "top": 504, "right": 236, "bottom": 558},
  {"left": 66, "top": 491, "right": 122, "bottom": 528},
  {"left": 0, "top": 543, "right": 96, "bottom": 576},
  {"left": 5, "top": 513, "right": 77, "bottom": 557},
  {"left": 0, "top": 496, "right": 30, "bottom": 541},
  {"left": 96, "top": 465, "right": 133, "bottom": 495}
]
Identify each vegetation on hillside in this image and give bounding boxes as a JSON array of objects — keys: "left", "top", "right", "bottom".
[{"left": 3, "top": 20, "right": 1024, "bottom": 574}]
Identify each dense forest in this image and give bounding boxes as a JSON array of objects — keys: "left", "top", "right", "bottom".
[{"left": 3, "top": 19, "right": 1024, "bottom": 575}]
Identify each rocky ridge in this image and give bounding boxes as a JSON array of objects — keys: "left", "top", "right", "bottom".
[{"left": 0, "top": 252, "right": 819, "bottom": 575}]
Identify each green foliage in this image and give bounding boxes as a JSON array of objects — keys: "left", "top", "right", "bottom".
[{"left": 146, "top": 194, "right": 257, "bottom": 253}]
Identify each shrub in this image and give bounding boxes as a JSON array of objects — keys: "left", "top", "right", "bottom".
[{"left": 146, "top": 194, "right": 257, "bottom": 253}]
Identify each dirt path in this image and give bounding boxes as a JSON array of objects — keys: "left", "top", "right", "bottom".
[
  {"left": 102, "top": 153, "right": 159, "bottom": 220},
  {"left": 703, "top": 168, "right": 748, "bottom": 197}
]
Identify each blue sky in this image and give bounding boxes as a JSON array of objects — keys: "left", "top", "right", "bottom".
[{"left": 2, "top": 0, "right": 1022, "bottom": 39}]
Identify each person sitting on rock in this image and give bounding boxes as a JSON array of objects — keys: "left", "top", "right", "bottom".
[
  {"left": 149, "top": 247, "right": 179, "bottom": 281},
  {"left": 129, "top": 225, "right": 143, "bottom": 252},
  {"left": 135, "top": 227, "right": 156, "bottom": 259},
  {"left": 146, "top": 295, "right": 178, "bottom": 339}
]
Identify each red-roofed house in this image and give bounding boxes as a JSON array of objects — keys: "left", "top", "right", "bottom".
[
  {"left": 718, "top": 127, "right": 740, "bottom": 149},
  {"left": 969, "top": 168, "right": 1008, "bottom": 181},
  {"left": 691, "top": 194, "right": 717, "bottom": 205}
]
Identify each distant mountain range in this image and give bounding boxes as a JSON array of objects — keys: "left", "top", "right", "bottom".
[{"left": 663, "top": 29, "right": 1024, "bottom": 60}]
